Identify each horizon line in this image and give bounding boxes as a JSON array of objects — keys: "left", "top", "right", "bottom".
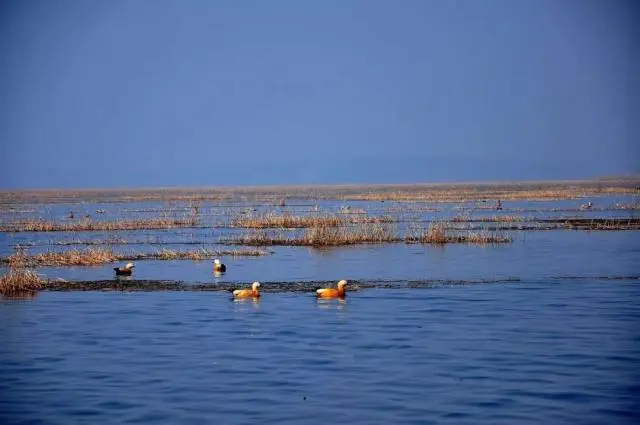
[{"left": 2, "top": 175, "right": 639, "bottom": 193}]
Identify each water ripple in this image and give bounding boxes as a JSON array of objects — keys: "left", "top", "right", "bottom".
[{"left": 1, "top": 280, "right": 639, "bottom": 424}]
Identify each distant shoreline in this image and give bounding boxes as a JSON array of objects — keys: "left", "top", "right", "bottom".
[{"left": 1, "top": 178, "right": 638, "bottom": 203}]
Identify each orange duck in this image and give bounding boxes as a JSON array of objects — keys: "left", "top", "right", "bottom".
[
  {"left": 316, "top": 280, "right": 347, "bottom": 299},
  {"left": 233, "top": 281, "right": 261, "bottom": 298}
]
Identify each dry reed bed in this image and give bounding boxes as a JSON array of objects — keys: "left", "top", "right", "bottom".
[
  {"left": 405, "top": 223, "right": 512, "bottom": 244},
  {"left": 53, "top": 238, "right": 207, "bottom": 246},
  {"left": 227, "top": 223, "right": 399, "bottom": 246},
  {"left": 2, "top": 180, "right": 637, "bottom": 204},
  {"left": 224, "top": 222, "right": 511, "bottom": 246},
  {"left": 231, "top": 212, "right": 394, "bottom": 229},
  {"left": 0, "top": 217, "right": 202, "bottom": 232},
  {"left": 0, "top": 251, "right": 47, "bottom": 295},
  {"left": 0, "top": 267, "right": 47, "bottom": 295},
  {"left": 344, "top": 186, "right": 637, "bottom": 202},
  {"left": 2, "top": 247, "right": 270, "bottom": 267},
  {"left": 452, "top": 215, "right": 526, "bottom": 223},
  {"left": 560, "top": 218, "right": 640, "bottom": 231}
]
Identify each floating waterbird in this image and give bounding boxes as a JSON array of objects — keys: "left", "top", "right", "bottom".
[
  {"left": 580, "top": 201, "right": 593, "bottom": 210},
  {"left": 114, "top": 262, "right": 135, "bottom": 276},
  {"left": 233, "top": 281, "right": 260, "bottom": 298},
  {"left": 495, "top": 200, "right": 503, "bottom": 210},
  {"left": 213, "top": 259, "right": 226, "bottom": 273},
  {"left": 316, "top": 279, "right": 347, "bottom": 299}
]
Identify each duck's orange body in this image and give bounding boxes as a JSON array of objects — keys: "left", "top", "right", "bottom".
[
  {"left": 233, "top": 282, "right": 261, "bottom": 298},
  {"left": 233, "top": 289, "right": 260, "bottom": 298},
  {"left": 316, "top": 280, "right": 347, "bottom": 298}
]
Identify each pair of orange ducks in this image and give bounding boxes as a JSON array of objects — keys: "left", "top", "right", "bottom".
[{"left": 232, "top": 279, "right": 348, "bottom": 299}]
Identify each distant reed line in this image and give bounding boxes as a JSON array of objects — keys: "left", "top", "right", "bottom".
[{"left": 1, "top": 247, "right": 270, "bottom": 267}]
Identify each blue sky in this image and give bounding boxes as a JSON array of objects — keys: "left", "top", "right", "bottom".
[{"left": 1, "top": 0, "right": 638, "bottom": 189}]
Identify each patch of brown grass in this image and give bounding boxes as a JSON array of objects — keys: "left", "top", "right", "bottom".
[
  {"left": 406, "top": 222, "right": 512, "bottom": 244},
  {"left": 1, "top": 217, "right": 201, "bottom": 232},
  {"left": 304, "top": 222, "right": 397, "bottom": 246},
  {"left": 7, "top": 248, "right": 117, "bottom": 267},
  {"left": 225, "top": 222, "right": 399, "bottom": 246},
  {"left": 562, "top": 217, "right": 640, "bottom": 231},
  {"left": 1, "top": 247, "right": 270, "bottom": 267},
  {"left": 131, "top": 248, "right": 269, "bottom": 261},
  {"left": 232, "top": 212, "right": 342, "bottom": 228},
  {"left": 452, "top": 215, "right": 525, "bottom": 223},
  {"left": 0, "top": 250, "right": 47, "bottom": 294},
  {"left": 1, "top": 179, "right": 638, "bottom": 204},
  {"left": 344, "top": 186, "right": 636, "bottom": 202},
  {"left": 231, "top": 212, "right": 394, "bottom": 228},
  {"left": 0, "top": 268, "right": 47, "bottom": 295}
]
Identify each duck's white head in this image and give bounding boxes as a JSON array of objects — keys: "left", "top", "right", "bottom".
[
  {"left": 214, "top": 259, "right": 221, "bottom": 265},
  {"left": 252, "top": 281, "right": 261, "bottom": 290},
  {"left": 125, "top": 262, "right": 135, "bottom": 269},
  {"left": 337, "top": 279, "right": 347, "bottom": 288}
]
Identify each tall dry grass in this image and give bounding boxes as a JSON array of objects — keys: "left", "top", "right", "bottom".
[
  {"left": 226, "top": 222, "right": 399, "bottom": 246},
  {"left": 232, "top": 212, "right": 342, "bottom": 228},
  {"left": 0, "top": 268, "right": 47, "bottom": 295},
  {"left": 2, "top": 247, "right": 269, "bottom": 267},
  {"left": 231, "top": 212, "right": 394, "bottom": 228},
  {"left": 0, "top": 249, "right": 47, "bottom": 295},
  {"left": 7, "top": 248, "right": 117, "bottom": 267},
  {"left": 406, "top": 222, "right": 512, "bottom": 244},
  {"left": 1, "top": 217, "right": 201, "bottom": 232},
  {"left": 452, "top": 215, "right": 525, "bottom": 223}
]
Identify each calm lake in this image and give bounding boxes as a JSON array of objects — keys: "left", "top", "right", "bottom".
[{"left": 1, "top": 195, "right": 639, "bottom": 424}]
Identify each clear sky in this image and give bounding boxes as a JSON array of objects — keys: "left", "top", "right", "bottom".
[{"left": 1, "top": 0, "right": 638, "bottom": 189}]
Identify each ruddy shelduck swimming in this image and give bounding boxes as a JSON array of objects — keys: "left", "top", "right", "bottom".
[
  {"left": 213, "top": 259, "right": 226, "bottom": 273},
  {"left": 316, "top": 279, "right": 347, "bottom": 298},
  {"left": 233, "top": 281, "right": 261, "bottom": 298},
  {"left": 114, "top": 262, "right": 135, "bottom": 276}
]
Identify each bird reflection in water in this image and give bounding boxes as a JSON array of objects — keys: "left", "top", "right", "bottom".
[
  {"left": 232, "top": 296, "right": 260, "bottom": 310},
  {"left": 316, "top": 297, "right": 346, "bottom": 310},
  {"left": 115, "top": 275, "right": 133, "bottom": 282},
  {"left": 0, "top": 291, "right": 39, "bottom": 301}
]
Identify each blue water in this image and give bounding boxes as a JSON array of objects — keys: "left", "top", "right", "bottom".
[
  {"left": 1, "top": 195, "right": 639, "bottom": 423},
  {"left": 1, "top": 280, "right": 639, "bottom": 424},
  {"left": 20, "top": 230, "right": 640, "bottom": 283}
]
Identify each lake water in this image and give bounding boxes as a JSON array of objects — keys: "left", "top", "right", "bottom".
[{"left": 1, "top": 195, "right": 639, "bottom": 424}]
